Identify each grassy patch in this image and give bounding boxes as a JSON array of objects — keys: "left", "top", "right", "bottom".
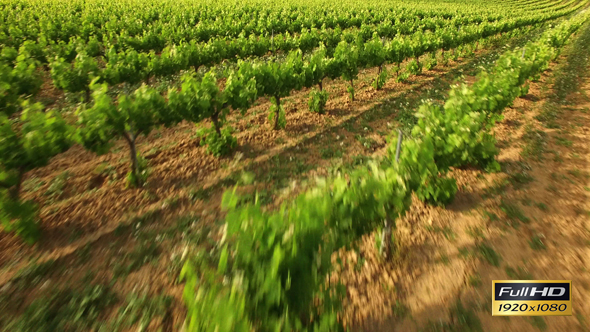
[
  {"left": 483, "top": 179, "right": 510, "bottom": 198},
  {"left": 535, "top": 102, "right": 561, "bottom": 129},
  {"left": 188, "top": 186, "right": 214, "bottom": 202},
  {"left": 342, "top": 120, "right": 359, "bottom": 133},
  {"left": 320, "top": 145, "right": 344, "bottom": 159},
  {"left": 105, "top": 291, "right": 172, "bottom": 332},
  {"left": 425, "top": 225, "right": 457, "bottom": 241},
  {"left": 293, "top": 158, "right": 314, "bottom": 175},
  {"left": 13, "top": 259, "right": 56, "bottom": 289},
  {"left": 552, "top": 151, "right": 564, "bottom": 163},
  {"left": 546, "top": 184, "right": 558, "bottom": 193},
  {"left": 354, "top": 134, "right": 378, "bottom": 150},
  {"left": 449, "top": 300, "right": 483, "bottom": 332},
  {"left": 521, "top": 125, "right": 547, "bottom": 161},
  {"left": 422, "top": 300, "right": 483, "bottom": 332},
  {"left": 458, "top": 246, "right": 474, "bottom": 259},
  {"left": 6, "top": 284, "right": 117, "bottom": 332},
  {"left": 529, "top": 235, "right": 547, "bottom": 251},
  {"left": 93, "top": 163, "right": 118, "bottom": 184},
  {"left": 505, "top": 265, "right": 533, "bottom": 280},
  {"left": 483, "top": 211, "right": 499, "bottom": 223},
  {"left": 392, "top": 301, "right": 410, "bottom": 319},
  {"left": 551, "top": 172, "right": 576, "bottom": 184},
  {"left": 509, "top": 171, "right": 534, "bottom": 189},
  {"left": 113, "top": 241, "right": 160, "bottom": 279},
  {"left": 528, "top": 316, "right": 547, "bottom": 331},
  {"left": 477, "top": 243, "right": 501, "bottom": 267},
  {"left": 438, "top": 254, "right": 451, "bottom": 265},
  {"left": 534, "top": 202, "right": 548, "bottom": 211},
  {"left": 467, "top": 226, "right": 485, "bottom": 240},
  {"left": 354, "top": 256, "right": 365, "bottom": 272},
  {"left": 77, "top": 243, "right": 93, "bottom": 264},
  {"left": 350, "top": 154, "right": 372, "bottom": 168},
  {"left": 22, "top": 177, "right": 46, "bottom": 193},
  {"left": 239, "top": 189, "right": 273, "bottom": 206},
  {"left": 162, "top": 195, "right": 181, "bottom": 209},
  {"left": 469, "top": 274, "right": 482, "bottom": 287},
  {"left": 44, "top": 171, "right": 72, "bottom": 201},
  {"left": 167, "top": 254, "right": 185, "bottom": 281},
  {"left": 567, "top": 168, "right": 589, "bottom": 180},
  {"left": 554, "top": 136, "right": 573, "bottom": 148},
  {"left": 500, "top": 199, "right": 530, "bottom": 224}
]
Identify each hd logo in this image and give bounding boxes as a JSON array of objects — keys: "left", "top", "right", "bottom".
[{"left": 492, "top": 280, "right": 572, "bottom": 316}]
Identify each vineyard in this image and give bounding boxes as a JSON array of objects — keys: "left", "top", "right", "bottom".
[{"left": 1, "top": 0, "right": 590, "bottom": 331}]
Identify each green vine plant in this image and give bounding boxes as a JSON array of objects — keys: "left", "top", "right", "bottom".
[
  {"left": 438, "top": 49, "right": 448, "bottom": 66},
  {"left": 196, "top": 125, "right": 238, "bottom": 157},
  {"left": 361, "top": 34, "right": 388, "bottom": 90},
  {"left": 77, "top": 79, "right": 171, "bottom": 188},
  {"left": 0, "top": 101, "right": 74, "bottom": 243},
  {"left": 391, "top": 63, "right": 401, "bottom": 77},
  {"left": 372, "top": 69, "right": 389, "bottom": 90},
  {"left": 268, "top": 101, "right": 287, "bottom": 130},
  {"left": 50, "top": 52, "right": 100, "bottom": 102},
  {"left": 396, "top": 71, "right": 411, "bottom": 83},
  {"left": 252, "top": 51, "right": 304, "bottom": 130},
  {"left": 423, "top": 52, "right": 438, "bottom": 71},
  {"left": 304, "top": 44, "right": 330, "bottom": 113},
  {"left": 168, "top": 64, "right": 257, "bottom": 156},
  {"left": 406, "top": 58, "right": 422, "bottom": 76},
  {"left": 0, "top": 52, "right": 42, "bottom": 115},
  {"left": 308, "top": 89, "right": 329, "bottom": 114},
  {"left": 333, "top": 41, "right": 359, "bottom": 102}
]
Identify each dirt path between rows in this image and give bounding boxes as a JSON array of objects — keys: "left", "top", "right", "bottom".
[{"left": 344, "top": 22, "right": 590, "bottom": 332}]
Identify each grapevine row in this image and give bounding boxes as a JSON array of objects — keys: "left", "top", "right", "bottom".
[
  {"left": 0, "top": 0, "right": 564, "bottom": 50},
  {"left": 46, "top": 0, "right": 586, "bottom": 90},
  {"left": 1, "top": 3, "right": 584, "bottom": 242},
  {"left": 0, "top": 0, "right": 578, "bottom": 108},
  {"left": 178, "top": 12, "right": 589, "bottom": 332}
]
